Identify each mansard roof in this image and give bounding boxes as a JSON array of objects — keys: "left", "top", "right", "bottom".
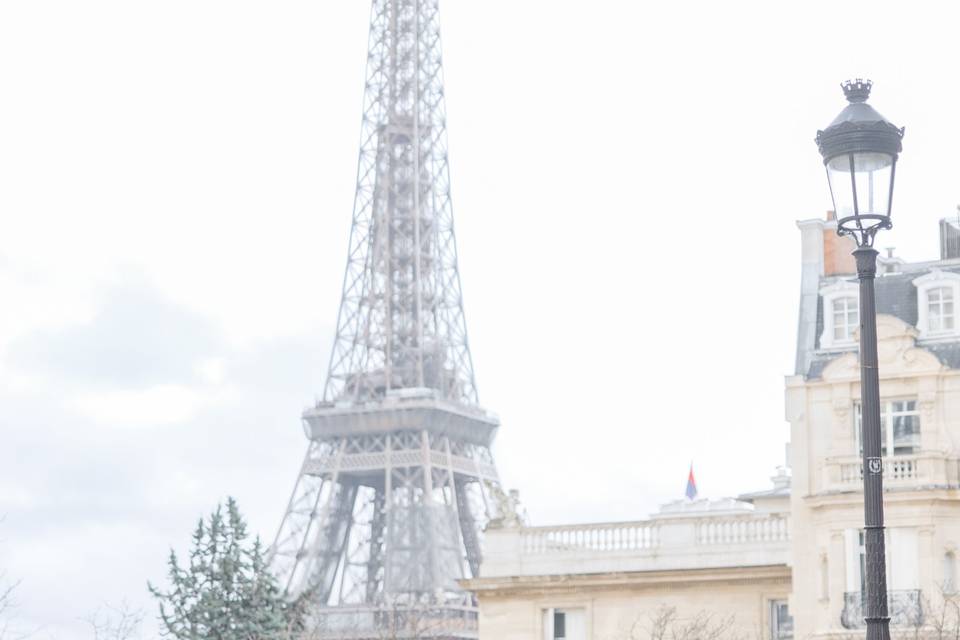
[{"left": 804, "top": 262, "right": 960, "bottom": 379}]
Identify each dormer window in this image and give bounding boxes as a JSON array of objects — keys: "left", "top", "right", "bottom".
[
  {"left": 832, "top": 296, "right": 859, "bottom": 342},
  {"left": 927, "top": 286, "right": 955, "bottom": 332},
  {"left": 913, "top": 270, "right": 960, "bottom": 340},
  {"left": 820, "top": 280, "right": 859, "bottom": 350}
]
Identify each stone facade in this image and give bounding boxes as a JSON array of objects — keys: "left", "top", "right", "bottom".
[
  {"left": 464, "top": 494, "right": 792, "bottom": 640},
  {"left": 464, "top": 216, "right": 960, "bottom": 640},
  {"left": 788, "top": 215, "right": 960, "bottom": 639}
]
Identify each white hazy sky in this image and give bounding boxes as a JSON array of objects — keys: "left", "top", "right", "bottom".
[{"left": 3, "top": 1, "right": 960, "bottom": 638}]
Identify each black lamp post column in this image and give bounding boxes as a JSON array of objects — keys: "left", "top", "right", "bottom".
[
  {"left": 816, "top": 79, "right": 904, "bottom": 638},
  {"left": 854, "top": 245, "right": 890, "bottom": 640}
]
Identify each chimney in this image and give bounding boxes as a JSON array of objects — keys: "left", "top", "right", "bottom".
[
  {"left": 941, "top": 214, "right": 960, "bottom": 260},
  {"left": 794, "top": 212, "right": 856, "bottom": 375},
  {"left": 822, "top": 211, "right": 856, "bottom": 276},
  {"left": 878, "top": 247, "right": 902, "bottom": 274}
]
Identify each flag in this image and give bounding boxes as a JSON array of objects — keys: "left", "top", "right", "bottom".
[{"left": 685, "top": 464, "right": 698, "bottom": 500}]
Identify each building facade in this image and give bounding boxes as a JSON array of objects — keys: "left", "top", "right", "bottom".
[
  {"left": 464, "top": 483, "right": 792, "bottom": 640},
  {"left": 465, "top": 216, "right": 960, "bottom": 640},
  {"left": 789, "top": 215, "right": 960, "bottom": 639}
]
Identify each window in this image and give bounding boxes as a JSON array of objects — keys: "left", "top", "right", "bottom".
[
  {"left": 543, "top": 608, "right": 585, "bottom": 640},
  {"left": 820, "top": 280, "right": 859, "bottom": 349},
  {"left": 833, "top": 296, "right": 859, "bottom": 342},
  {"left": 913, "top": 269, "right": 960, "bottom": 339},
  {"left": 945, "top": 552, "right": 956, "bottom": 594},
  {"left": 844, "top": 528, "right": 920, "bottom": 628},
  {"left": 770, "top": 600, "right": 794, "bottom": 640},
  {"left": 928, "top": 286, "right": 955, "bottom": 332},
  {"left": 854, "top": 400, "right": 920, "bottom": 456},
  {"left": 554, "top": 611, "right": 566, "bottom": 639},
  {"left": 845, "top": 529, "right": 893, "bottom": 596},
  {"left": 845, "top": 528, "right": 918, "bottom": 594}
]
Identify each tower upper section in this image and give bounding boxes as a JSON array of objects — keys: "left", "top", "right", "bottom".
[{"left": 323, "top": 0, "right": 478, "bottom": 406}]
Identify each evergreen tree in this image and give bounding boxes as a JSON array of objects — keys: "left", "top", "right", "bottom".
[{"left": 149, "top": 498, "right": 305, "bottom": 640}]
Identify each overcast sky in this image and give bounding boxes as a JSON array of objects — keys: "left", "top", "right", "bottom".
[{"left": 3, "top": 1, "right": 960, "bottom": 638}]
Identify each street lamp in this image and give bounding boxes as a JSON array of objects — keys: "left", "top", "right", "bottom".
[{"left": 816, "top": 79, "right": 905, "bottom": 640}]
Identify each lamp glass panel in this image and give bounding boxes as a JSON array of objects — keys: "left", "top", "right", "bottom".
[
  {"left": 826, "top": 154, "right": 856, "bottom": 219},
  {"left": 852, "top": 152, "right": 894, "bottom": 217},
  {"left": 826, "top": 152, "right": 894, "bottom": 219}
]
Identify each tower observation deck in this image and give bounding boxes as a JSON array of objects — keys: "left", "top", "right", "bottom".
[{"left": 269, "top": 1, "right": 504, "bottom": 637}]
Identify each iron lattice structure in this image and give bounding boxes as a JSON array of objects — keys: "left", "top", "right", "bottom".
[
  {"left": 271, "top": 1, "right": 502, "bottom": 637},
  {"left": 324, "top": 0, "right": 476, "bottom": 407}
]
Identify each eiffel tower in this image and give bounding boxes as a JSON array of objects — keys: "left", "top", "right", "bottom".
[{"left": 270, "top": 1, "right": 503, "bottom": 637}]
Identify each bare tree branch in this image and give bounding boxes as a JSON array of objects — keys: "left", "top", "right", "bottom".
[
  {"left": 0, "top": 570, "right": 25, "bottom": 640},
  {"left": 619, "top": 605, "right": 740, "bottom": 640},
  {"left": 83, "top": 602, "right": 143, "bottom": 640}
]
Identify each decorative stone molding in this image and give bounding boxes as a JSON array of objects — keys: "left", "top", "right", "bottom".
[
  {"left": 477, "top": 508, "right": 790, "bottom": 580},
  {"left": 822, "top": 315, "right": 942, "bottom": 381},
  {"left": 832, "top": 396, "right": 851, "bottom": 419},
  {"left": 821, "top": 353, "right": 859, "bottom": 382}
]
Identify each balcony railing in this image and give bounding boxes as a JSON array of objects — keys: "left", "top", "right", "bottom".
[
  {"left": 696, "top": 516, "right": 789, "bottom": 545},
  {"left": 308, "top": 602, "right": 478, "bottom": 639},
  {"left": 482, "top": 509, "right": 791, "bottom": 577},
  {"left": 520, "top": 521, "right": 660, "bottom": 554},
  {"left": 518, "top": 514, "right": 792, "bottom": 555},
  {"left": 841, "top": 590, "right": 923, "bottom": 629},
  {"left": 823, "top": 454, "right": 960, "bottom": 492}
]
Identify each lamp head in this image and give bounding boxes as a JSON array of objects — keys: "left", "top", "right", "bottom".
[{"left": 816, "top": 79, "right": 904, "bottom": 247}]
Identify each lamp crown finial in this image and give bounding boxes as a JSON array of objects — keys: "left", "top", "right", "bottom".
[{"left": 842, "top": 78, "right": 873, "bottom": 103}]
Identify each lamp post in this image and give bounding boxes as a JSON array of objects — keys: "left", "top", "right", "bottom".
[{"left": 816, "top": 79, "right": 905, "bottom": 640}]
